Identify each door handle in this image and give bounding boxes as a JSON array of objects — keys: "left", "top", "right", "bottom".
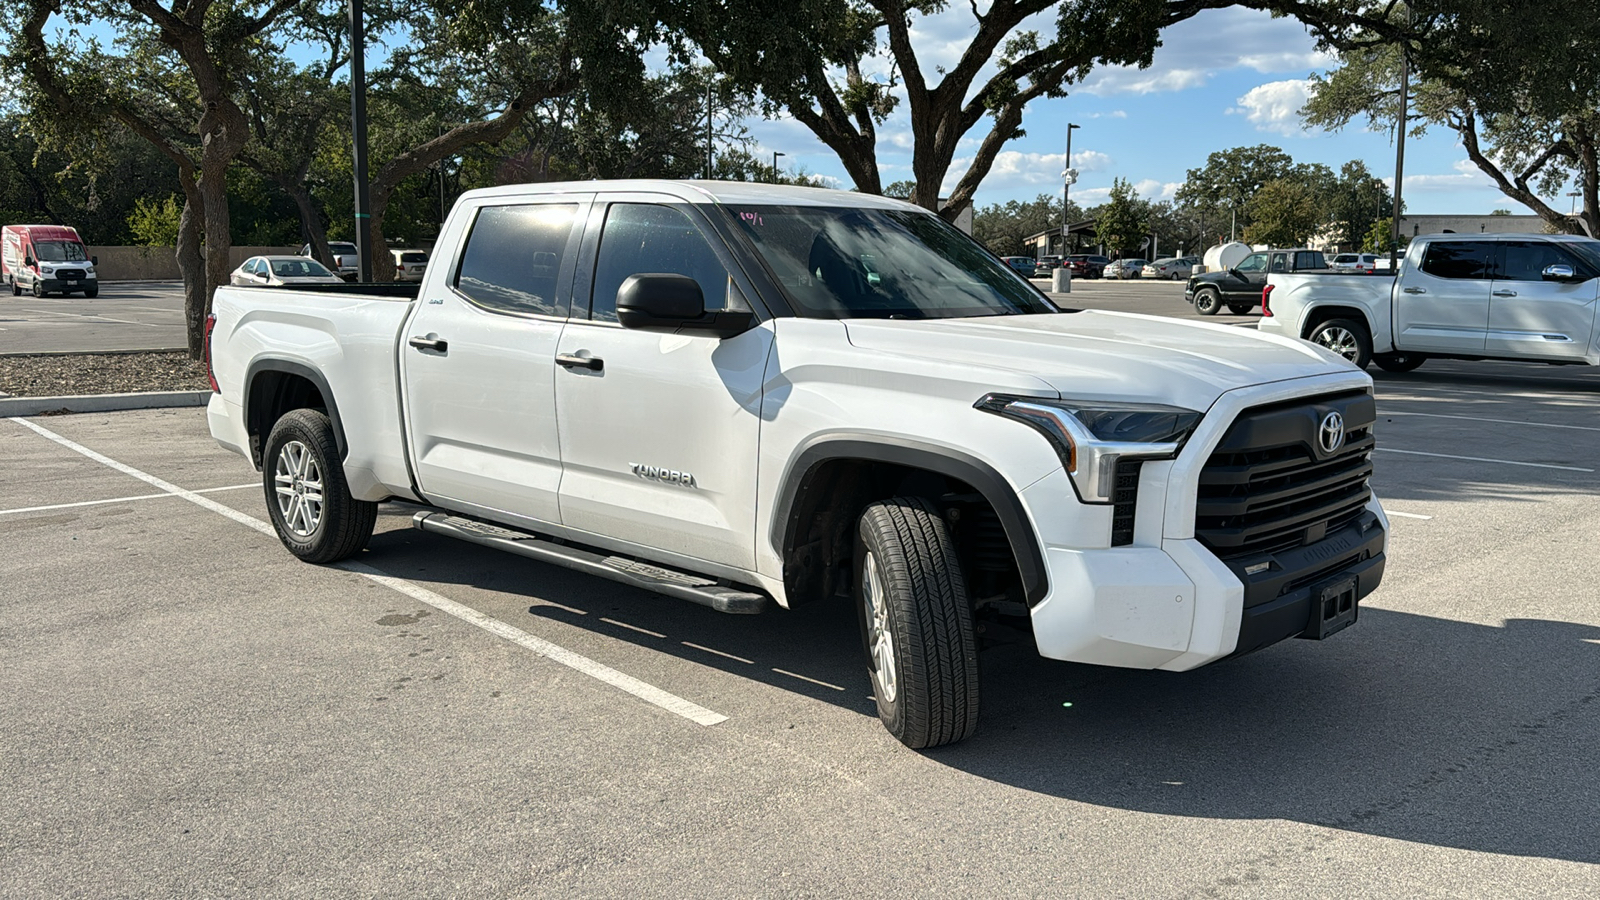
[
  {"left": 556, "top": 353, "right": 604, "bottom": 372},
  {"left": 408, "top": 335, "right": 448, "bottom": 352},
  {"left": 1492, "top": 289, "right": 1518, "bottom": 297},
  {"left": 1401, "top": 286, "right": 1427, "bottom": 294}
]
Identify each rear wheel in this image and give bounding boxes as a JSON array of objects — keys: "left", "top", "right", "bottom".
[
  {"left": 855, "top": 497, "right": 979, "bottom": 749},
  {"left": 8, "top": 277, "right": 18, "bottom": 296},
  {"left": 1307, "top": 318, "right": 1373, "bottom": 370},
  {"left": 262, "top": 409, "right": 377, "bottom": 563},
  {"left": 1372, "top": 352, "right": 1426, "bottom": 373},
  {"left": 1193, "top": 288, "right": 1222, "bottom": 315}
]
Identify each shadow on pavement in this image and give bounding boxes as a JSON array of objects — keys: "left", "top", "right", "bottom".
[{"left": 365, "top": 512, "right": 1600, "bottom": 864}]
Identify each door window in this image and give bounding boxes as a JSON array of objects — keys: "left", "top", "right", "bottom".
[
  {"left": 589, "top": 203, "right": 728, "bottom": 322},
  {"left": 1269, "top": 253, "right": 1288, "bottom": 273},
  {"left": 1497, "top": 241, "right": 1590, "bottom": 282},
  {"left": 1235, "top": 253, "right": 1267, "bottom": 273},
  {"left": 1420, "top": 241, "right": 1495, "bottom": 280},
  {"left": 453, "top": 203, "right": 578, "bottom": 317}
]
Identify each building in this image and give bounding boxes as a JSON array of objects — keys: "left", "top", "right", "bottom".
[
  {"left": 1398, "top": 213, "right": 1547, "bottom": 237},
  {"left": 1023, "top": 221, "right": 1098, "bottom": 258}
]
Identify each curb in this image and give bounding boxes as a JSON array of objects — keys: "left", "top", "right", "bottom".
[
  {"left": 0, "top": 348, "right": 190, "bottom": 359},
  {"left": 0, "top": 390, "right": 211, "bottom": 417}
]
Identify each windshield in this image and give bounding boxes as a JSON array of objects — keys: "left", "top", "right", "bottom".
[
  {"left": 1562, "top": 238, "right": 1600, "bottom": 274},
  {"left": 725, "top": 205, "right": 1057, "bottom": 319},
  {"left": 272, "top": 259, "right": 333, "bottom": 277},
  {"left": 35, "top": 241, "right": 87, "bottom": 262}
]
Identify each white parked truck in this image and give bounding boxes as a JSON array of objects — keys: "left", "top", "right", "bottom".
[
  {"left": 207, "top": 181, "right": 1388, "bottom": 748},
  {"left": 1261, "top": 232, "right": 1600, "bottom": 371}
]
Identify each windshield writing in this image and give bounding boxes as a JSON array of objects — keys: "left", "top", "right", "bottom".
[{"left": 727, "top": 206, "right": 1057, "bottom": 319}]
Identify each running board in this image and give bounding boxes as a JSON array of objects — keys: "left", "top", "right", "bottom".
[{"left": 411, "top": 511, "right": 770, "bottom": 614}]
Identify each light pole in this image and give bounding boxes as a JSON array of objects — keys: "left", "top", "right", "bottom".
[
  {"left": 1061, "top": 122, "right": 1079, "bottom": 255},
  {"left": 1229, "top": 198, "right": 1237, "bottom": 242},
  {"left": 772, "top": 151, "right": 785, "bottom": 184},
  {"left": 1570, "top": 190, "right": 1582, "bottom": 215},
  {"left": 349, "top": 0, "right": 372, "bottom": 281},
  {"left": 1391, "top": 0, "right": 1411, "bottom": 269}
]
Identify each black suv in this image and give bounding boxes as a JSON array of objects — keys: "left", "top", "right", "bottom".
[{"left": 1064, "top": 254, "right": 1110, "bottom": 278}]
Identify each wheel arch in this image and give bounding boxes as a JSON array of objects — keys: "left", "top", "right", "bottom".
[
  {"left": 772, "top": 436, "right": 1048, "bottom": 609},
  {"left": 244, "top": 359, "right": 348, "bottom": 468},
  {"left": 1300, "top": 304, "right": 1374, "bottom": 340}
]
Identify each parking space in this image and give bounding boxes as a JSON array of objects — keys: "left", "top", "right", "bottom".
[
  {"left": 4, "top": 372, "right": 1598, "bottom": 896},
  {"left": 1034, "top": 276, "right": 1262, "bottom": 326},
  {"left": 0, "top": 282, "right": 187, "bottom": 354}
]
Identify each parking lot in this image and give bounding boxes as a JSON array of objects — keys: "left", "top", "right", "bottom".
[
  {"left": 0, "top": 282, "right": 189, "bottom": 354},
  {"left": 4, "top": 303, "right": 1600, "bottom": 896}
]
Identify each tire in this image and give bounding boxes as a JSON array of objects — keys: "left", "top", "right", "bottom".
[
  {"left": 1307, "top": 317, "right": 1373, "bottom": 370},
  {"left": 83, "top": 285, "right": 98, "bottom": 298},
  {"left": 1372, "top": 352, "right": 1426, "bottom": 373},
  {"left": 31, "top": 279, "right": 43, "bottom": 297},
  {"left": 855, "top": 496, "right": 980, "bottom": 749},
  {"left": 1170, "top": 272, "right": 1184, "bottom": 281},
  {"left": 1193, "top": 288, "right": 1222, "bottom": 315},
  {"left": 1227, "top": 303, "right": 1254, "bottom": 315},
  {"left": 8, "top": 277, "right": 18, "bottom": 296},
  {"left": 262, "top": 408, "right": 377, "bottom": 563}
]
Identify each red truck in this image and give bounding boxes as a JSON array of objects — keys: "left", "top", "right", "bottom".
[{"left": 2, "top": 224, "right": 98, "bottom": 297}]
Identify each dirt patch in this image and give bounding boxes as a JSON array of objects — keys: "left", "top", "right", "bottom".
[{"left": 0, "top": 352, "right": 209, "bottom": 397}]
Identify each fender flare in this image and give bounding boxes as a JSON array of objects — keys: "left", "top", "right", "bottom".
[
  {"left": 772, "top": 435, "right": 1049, "bottom": 606},
  {"left": 1299, "top": 303, "right": 1377, "bottom": 342},
  {"left": 243, "top": 358, "right": 348, "bottom": 465}
]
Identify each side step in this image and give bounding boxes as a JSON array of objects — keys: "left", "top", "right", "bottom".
[{"left": 411, "top": 511, "right": 771, "bottom": 614}]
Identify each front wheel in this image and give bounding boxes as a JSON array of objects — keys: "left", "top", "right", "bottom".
[
  {"left": 31, "top": 279, "right": 43, "bottom": 297},
  {"left": 856, "top": 497, "right": 980, "bottom": 749},
  {"left": 262, "top": 409, "right": 377, "bottom": 563},
  {"left": 1227, "top": 303, "right": 1254, "bottom": 315},
  {"left": 1373, "top": 352, "right": 1426, "bottom": 373},
  {"left": 1193, "top": 288, "right": 1222, "bottom": 315},
  {"left": 1308, "top": 318, "right": 1373, "bottom": 370},
  {"left": 83, "top": 285, "right": 98, "bottom": 298}
]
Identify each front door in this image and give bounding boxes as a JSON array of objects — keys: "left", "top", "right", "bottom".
[
  {"left": 1485, "top": 240, "right": 1599, "bottom": 360},
  {"left": 1222, "top": 251, "right": 1269, "bottom": 301},
  {"left": 554, "top": 197, "right": 773, "bottom": 570},
  {"left": 402, "top": 196, "right": 591, "bottom": 524},
  {"left": 1393, "top": 240, "right": 1494, "bottom": 353}
]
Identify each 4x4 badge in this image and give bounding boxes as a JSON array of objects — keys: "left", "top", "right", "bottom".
[{"left": 1319, "top": 411, "right": 1346, "bottom": 454}]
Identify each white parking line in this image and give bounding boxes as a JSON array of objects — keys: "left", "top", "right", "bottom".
[
  {"left": 1386, "top": 510, "right": 1433, "bottom": 520},
  {"left": 1374, "top": 447, "right": 1594, "bottom": 472},
  {"left": 773, "top": 668, "right": 846, "bottom": 691},
  {"left": 20, "top": 308, "right": 159, "bottom": 327},
  {"left": 0, "top": 482, "right": 256, "bottom": 516},
  {"left": 1379, "top": 410, "right": 1600, "bottom": 433},
  {"left": 7, "top": 415, "right": 728, "bottom": 728},
  {"left": 1379, "top": 384, "right": 1596, "bottom": 402},
  {"left": 683, "top": 641, "right": 754, "bottom": 665}
]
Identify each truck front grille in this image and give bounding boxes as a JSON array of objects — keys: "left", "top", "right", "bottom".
[
  {"left": 1194, "top": 390, "right": 1375, "bottom": 560},
  {"left": 54, "top": 268, "right": 86, "bottom": 280},
  {"left": 1111, "top": 460, "right": 1142, "bottom": 546}
]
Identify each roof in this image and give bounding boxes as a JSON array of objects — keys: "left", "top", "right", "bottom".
[
  {"left": 1412, "top": 232, "right": 1599, "bottom": 243},
  {"left": 457, "top": 179, "right": 924, "bottom": 211},
  {"left": 1023, "top": 221, "right": 1098, "bottom": 242}
]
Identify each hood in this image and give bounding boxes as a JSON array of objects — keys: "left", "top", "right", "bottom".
[{"left": 843, "top": 310, "right": 1353, "bottom": 412}]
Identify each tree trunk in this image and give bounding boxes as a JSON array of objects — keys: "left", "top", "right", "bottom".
[
  {"left": 195, "top": 102, "right": 251, "bottom": 332},
  {"left": 282, "top": 177, "right": 333, "bottom": 268},
  {"left": 176, "top": 172, "right": 207, "bottom": 360}
]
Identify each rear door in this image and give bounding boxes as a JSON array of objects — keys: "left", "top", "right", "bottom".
[
  {"left": 402, "top": 195, "right": 592, "bottom": 524},
  {"left": 553, "top": 194, "right": 773, "bottom": 570},
  {"left": 1392, "top": 240, "right": 1494, "bottom": 353},
  {"left": 1486, "top": 240, "right": 1599, "bottom": 360}
]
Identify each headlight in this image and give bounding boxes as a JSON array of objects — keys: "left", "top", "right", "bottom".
[{"left": 976, "top": 394, "right": 1202, "bottom": 504}]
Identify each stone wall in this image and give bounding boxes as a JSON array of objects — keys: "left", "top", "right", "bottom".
[{"left": 88, "top": 246, "right": 300, "bottom": 282}]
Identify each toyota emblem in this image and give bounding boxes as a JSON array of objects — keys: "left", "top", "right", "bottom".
[{"left": 1318, "top": 411, "right": 1346, "bottom": 454}]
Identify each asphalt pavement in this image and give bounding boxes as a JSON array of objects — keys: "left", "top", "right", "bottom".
[
  {"left": 0, "top": 282, "right": 189, "bottom": 354},
  {"left": 3, "top": 353, "right": 1598, "bottom": 895}
]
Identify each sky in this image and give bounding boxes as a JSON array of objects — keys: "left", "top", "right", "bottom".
[{"left": 740, "top": 5, "right": 1551, "bottom": 216}]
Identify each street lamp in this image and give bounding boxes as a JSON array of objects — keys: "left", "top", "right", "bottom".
[
  {"left": 1569, "top": 190, "right": 1582, "bottom": 215},
  {"left": 1061, "top": 122, "right": 1080, "bottom": 254},
  {"left": 772, "top": 151, "right": 786, "bottom": 184}
]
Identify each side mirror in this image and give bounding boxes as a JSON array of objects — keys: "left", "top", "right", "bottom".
[
  {"left": 1542, "top": 264, "right": 1582, "bottom": 282},
  {"left": 616, "top": 273, "right": 755, "bottom": 339},
  {"left": 24, "top": 255, "right": 34, "bottom": 267},
  {"left": 1227, "top": 267, "right": 1241, "bottom": 276}
]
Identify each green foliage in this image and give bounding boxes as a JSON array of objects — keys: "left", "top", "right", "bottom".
[
  {"left": 973, "top": 193, "right": 1079, "bottom": 257},
  {"left": 127, "top": 194, "right": 182, "bottom": 246},
  {"left": 1243, "top": 179, "right": 1321, "bottom": 247},
  {"left": 1095, "top": 178, "right": 1147, "bottom": 257},
  {"left": 1361, "top": 218, "right": 1404, "bottom": 255},
  {"left": 1174, "top": 145, "right": 1297, "bottom": 227}
]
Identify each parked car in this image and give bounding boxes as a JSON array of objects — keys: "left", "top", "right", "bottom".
[
  {"left": 1035, "top": 255, "right": 1063, "bottom": 272},
  {"left": 229, "top": 256, "right": 345, "bottom": 287},
  {"left": 1142, "top": 257, "right": 1201, "bottom": 280},
  {"left": 206, "top": 180, "right": 1385, "bottom": 749},
  {"left": 1063, "top": 254, "right": 1110, "bottom": 278},
  {"left": 1104, "top": 258, "right": 1148, "bottom": 279},
  {"left": 300, "top": 241, "right": 360, "bottom": 280},
  {"left": 1330, "top": 253, "right": 1381, "bottom": 273},
  {"left": 1185, "top": 248, "right": 1328, "bottom": 315},
  {"left": 1262, "top": 232, "right": 1600, "bottom": 371},
  {"left": 392, "top": 249, "right": 429, "bottom": 282},
  {"left": 1003, "top": 256, "right": 1038, "bottom": 277},
  {"left": 3, "top": 224, "right": 98, "bottom": 297}
]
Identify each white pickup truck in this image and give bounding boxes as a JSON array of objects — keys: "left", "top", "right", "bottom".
[
  {"left": 1261, "top": 232, "right": 1600, "bottom": 371},
  {"left": 206, "top": 180, "right": 1388, "bottom": 748}
]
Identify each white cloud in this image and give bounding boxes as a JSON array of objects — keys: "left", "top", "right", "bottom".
[
  {"left": 1087, "top": 110, "right": 1128, "bottom": 119},
  {"left": 1078, "top": 8, "right": 1331, "bottom": 97},
  {"left": 1072, "top": 150, "right": 1113, "bottom": 172},
  {"left": 1073, "top": 187, "right": 1113, "bottom": 204},
  {"left": 1399, "top": 160, "right": 1494, "bottom": 192},
  {"left": 1131, "top": 179, "right": 1182, "bottom": 200},
  {"left": 1229, "top": 79, "right": 1315, "bottom": 135}
]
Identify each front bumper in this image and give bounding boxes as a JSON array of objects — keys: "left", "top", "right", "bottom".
[{"left": 39, "top": 274, "right": 96, "bottom": 290}]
